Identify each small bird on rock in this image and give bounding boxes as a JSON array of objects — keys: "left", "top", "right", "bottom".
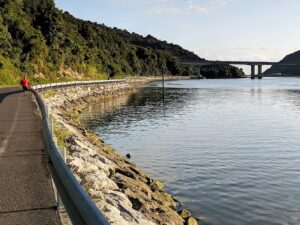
[{"left": 126, "top": 153, "right": 131, "bottom": 159}]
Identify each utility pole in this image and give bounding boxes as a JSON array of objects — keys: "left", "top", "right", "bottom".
[{"left": 162, "top": 67, "right": 166, "bottom": 116}]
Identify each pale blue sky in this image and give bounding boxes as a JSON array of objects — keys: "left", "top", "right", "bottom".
[{"left": 55, "top": 0, "right": 300, "bottom": 72}]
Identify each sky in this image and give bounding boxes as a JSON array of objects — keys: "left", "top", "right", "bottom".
[{"left": 55, "top": 0, "right": 300, "bottom": 73}]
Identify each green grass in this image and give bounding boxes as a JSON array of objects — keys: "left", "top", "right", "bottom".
[
  {"left": 54, "top": 122, "right": 71, "bottom": 148},
  {"left": 0, "top": 56, "right": 22, "bottom": 85},
  {"left": 42, "top": 89, "right": 57, "bottom": 99}
]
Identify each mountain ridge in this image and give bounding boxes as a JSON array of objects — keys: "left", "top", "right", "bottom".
[{"left": 264, "top": 50, "right": 300, "bottom": 75}]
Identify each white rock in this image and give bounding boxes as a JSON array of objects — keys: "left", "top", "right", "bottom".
[
  {"left": 103, "top": 190, "right": 156, "bottom": 225},
  {"left": 44, "top": 84, "right": 159, "bottom": 225}
]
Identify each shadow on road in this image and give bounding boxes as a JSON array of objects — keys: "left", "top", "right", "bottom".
[{"left": 0, "top": 89, "right": 23, "bottom": 104}]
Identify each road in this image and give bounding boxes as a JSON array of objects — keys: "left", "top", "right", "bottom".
[{"left": 0, "top": 87, "right": 61, "bottom": 225}]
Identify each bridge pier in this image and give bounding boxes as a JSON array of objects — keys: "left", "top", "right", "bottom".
[
  {"left": 188, "top": 65, "right": 192, "bottom": 76},
  {"left": 197, "top": 66, "right": 202, "bottom": 78},
  {"left": 251, "top": 65, "right": 255, "bottom": 79},
  {"left": 189, "top": 65, "right": 203, "bottom": 79},
  {"left": 258, "top": 65, "right": 263, "bottom": 79}
]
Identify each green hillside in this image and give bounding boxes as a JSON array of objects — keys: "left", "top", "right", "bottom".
[
  {"left": 264, "top": 50, "right": 300, "bottom": 75},
  {"left": 0, "top": 0, "right": 244, "bottom": 85}
]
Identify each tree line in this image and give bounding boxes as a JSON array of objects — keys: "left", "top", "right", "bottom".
[{"left": 0, "top": 0, "right": 244, "bottom": 85}]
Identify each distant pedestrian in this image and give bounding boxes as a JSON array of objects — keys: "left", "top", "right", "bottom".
[{"left": 20, "top": 76, "right": 30, "bottom": 95}]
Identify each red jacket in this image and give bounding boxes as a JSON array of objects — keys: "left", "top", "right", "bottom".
[{"left": 20, "top": 79, "right": 30, "bottom": 88}]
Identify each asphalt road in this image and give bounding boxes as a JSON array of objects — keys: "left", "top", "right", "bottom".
[{"left": 0, "top": 87, "right": 61, "bottom": 225}]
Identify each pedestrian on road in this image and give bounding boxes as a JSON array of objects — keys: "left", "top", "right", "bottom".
[{"left": 20, "top": 76, "right": 30, "bottom": 95}]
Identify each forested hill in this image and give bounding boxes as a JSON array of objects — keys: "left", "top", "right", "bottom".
[
  {"left": 112, "top": 30, "right": 201, "bottom": 61},
  {"left": 264, "top": 50, "right": 300, "bottom": 75},
  {"left": 0, "top": 0, "right": 243, "bottom": 85}
]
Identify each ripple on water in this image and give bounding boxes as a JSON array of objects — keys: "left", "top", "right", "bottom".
[{"left": 81, "top": 78, "right": 300, "bottom": 225}]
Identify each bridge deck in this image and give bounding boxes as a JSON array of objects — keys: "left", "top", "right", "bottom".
[
  {"left": 0, "top": 87, "right": 61, "bottom": 225},
  {"left": 181, "top": 60, "right": 300, "bottom": 66}
]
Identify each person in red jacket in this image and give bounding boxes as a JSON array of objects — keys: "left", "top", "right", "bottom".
[{"left": 20, "top": 76, "right": 30, "bottom": 95}]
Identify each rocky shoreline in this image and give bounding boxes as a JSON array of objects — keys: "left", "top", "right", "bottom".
[{"left": 42, "top": 78, "right": 198, "bottom": 225}]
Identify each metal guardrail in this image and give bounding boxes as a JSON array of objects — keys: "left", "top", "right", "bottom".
[
  {"left": 31, "top": 79, "right": 126, "bottom": 92},
  {"left": 31, "top": 80, "right": 116, "bottom": 225}
]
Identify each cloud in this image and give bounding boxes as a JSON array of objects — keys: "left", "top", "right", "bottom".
[
  {"left": 216, "top": 0, "right": 231, "bottom": 6},
  {"left": 103, "top": 0, "right": 235, "bottom": 15},
  {"left": 186, "top": 1, "right": 210, "bottom": 14},
  {"left": 147, "top": 6, "right": 182, "bottom": 14},
  {"left": 196, "top": 46, "right": 288, "bottom": 73},
  {"left": 108, "top": 0, "right": 171, "bottom": 3},
  {"left": 198, "top": 47, "right": 285, "bottom": 61},
  {"left": 146, "top": 0, "right": 234, "bottom": 15}
]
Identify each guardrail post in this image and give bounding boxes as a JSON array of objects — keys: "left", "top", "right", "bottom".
[
  {"left": 31, "top": 90, "right": 35, "bottom": 101},
  {"left": 45, "top": 103, "right": 49, "bottom": 117},
  {"left": 57, "top": 146, "right": 66, "bottom": 210},
  {"left": 49, "top": 114, "right": 54, "bottom": 136}
]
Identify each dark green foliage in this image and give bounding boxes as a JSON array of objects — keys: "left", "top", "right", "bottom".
[
  {"left": 264, "top": 50, "right": 300, "bottom": 75},
  {"left": 201, "top": 65, "right": 245, "bottom": 78},
  {"left": 0, "top": 0, "right": 244, "bottom": 85}
]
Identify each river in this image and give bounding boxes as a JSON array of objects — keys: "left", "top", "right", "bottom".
[{"left": 81, "top": 78, "right": 300, "bottom": 225}]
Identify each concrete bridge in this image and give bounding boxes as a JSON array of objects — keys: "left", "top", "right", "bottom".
[{"left": 182, "top": 60, "right": 300, "bottom": 79}]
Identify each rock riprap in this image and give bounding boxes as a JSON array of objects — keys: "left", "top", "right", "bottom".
[{"left": 42, "top": 80, "right": 198, "bottom": 225}]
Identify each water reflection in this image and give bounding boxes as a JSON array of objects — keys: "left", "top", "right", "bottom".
[
  {"left": 83, "top": 87, "right": 200, "bottom": 131},
  {"left": 81, "top": 78, "right": 300, "bottom": 225},
  {"left": 284, "top": 89, "right": 300, "bottom": 110}
]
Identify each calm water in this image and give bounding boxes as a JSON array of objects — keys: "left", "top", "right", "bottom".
[{"left": 81, "top": 78, "right": 300, "bottom": 225}]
